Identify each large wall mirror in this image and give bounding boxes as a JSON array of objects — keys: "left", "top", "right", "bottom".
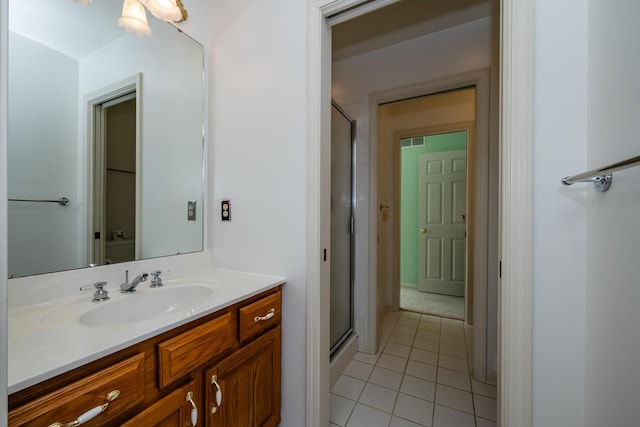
[{"left": 7, "top": 0, "right": 205, "bottom": 277}]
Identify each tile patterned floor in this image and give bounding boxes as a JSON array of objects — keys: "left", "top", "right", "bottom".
[{"left": 330, "top": 311, "right": 497, "bottom": 427}]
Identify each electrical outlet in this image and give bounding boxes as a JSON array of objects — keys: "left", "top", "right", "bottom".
[
  {"left": 187, "top": 200, "right": 196, "bottom": 221},
  {"left": 221, "top": 200, "right": 231, "bottom": 221}
]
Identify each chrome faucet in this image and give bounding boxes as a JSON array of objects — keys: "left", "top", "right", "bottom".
[{"left": 120, "top": 270, "right": 149, "bottom": 293}]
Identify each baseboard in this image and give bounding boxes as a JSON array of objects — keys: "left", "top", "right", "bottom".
[{"left": 329, "top": 334, "right": 358, "bottom": 389}]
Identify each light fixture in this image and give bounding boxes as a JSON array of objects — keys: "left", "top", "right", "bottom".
[
  {"left": 71, "top": 0, "right": 188, "bottom": 36},
  {"left": 118, "top": 0, "right": 152, "bottom": 37},
  {"left": 140, "top": 0, "right": 187, "bottom": 22}
]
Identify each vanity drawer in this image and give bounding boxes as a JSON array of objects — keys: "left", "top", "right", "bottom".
[
  {"left": 8, "top": 353, "right": 146, "bottom": 427},
  {"left": 158, "top": 312, "right": 233, "bottom": 389},
  {"left": 239, "top": 291, "right": 281, "bottom": 343}
]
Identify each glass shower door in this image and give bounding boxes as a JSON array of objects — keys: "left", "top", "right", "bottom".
[{"left": 330, "top": 102, "right": 355, "bottom": 357}]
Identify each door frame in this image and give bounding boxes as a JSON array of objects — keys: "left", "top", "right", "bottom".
[
  {"left": 375, "top": 71, "right": 490, "bottom": 383},
  {"left": 395, "top": 124, "right": 474, "bottom": 313},
  {"left": 306, "top": 1, "right": 534, "bottom": 426},
  {"left": 84, "top": 74, "right": 142, "bottom": 266}
]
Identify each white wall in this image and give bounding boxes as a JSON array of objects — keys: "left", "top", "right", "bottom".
[
  {"left": 207, "top": 0, "right": 308, "bottom": 425},
  {"left": 332, "top": 16, "right": 499, "bottom": 373},
  {"left": 584, "top": 1, "right": 640, "bottom": 425},
  {"left": 7, "top": 33, "right": 80, "bottom": 276},
  {"left": 532, "top": 0, "right": 587, "bottom": 425}
]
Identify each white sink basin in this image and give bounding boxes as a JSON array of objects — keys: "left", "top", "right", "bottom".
[{"left": 78, "top": 285, "right": 214, "bottom": 327}]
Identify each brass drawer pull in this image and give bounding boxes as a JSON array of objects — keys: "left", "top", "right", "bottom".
[
  {"left": 48, "top": 390, "right": 120, "bottom": 427},
  {"left": 210, "top": 375, "right": 222, "bottom": 414},
  {"left": 186, "top": 391, "right": 198, "bottom": 426},
  {"left": 254, "top": 308, "right": 275, "bottom": 323}
]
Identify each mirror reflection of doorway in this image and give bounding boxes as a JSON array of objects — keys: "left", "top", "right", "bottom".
[
  {"left": 400, "top": 131, "right": 468, "bottom": 319},
  {"left": 93, "top": 93, "right": 137, "bottom": 265}
]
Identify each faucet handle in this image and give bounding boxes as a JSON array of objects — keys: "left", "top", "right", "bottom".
[
  {"left": 150, "top": 270, "right": 163, "bottom": 288},
  {"left": 80, "top": 281, "right": 110, "bottom": 302}
]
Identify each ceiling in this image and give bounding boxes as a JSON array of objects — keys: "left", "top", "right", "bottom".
[
  {"left": 9, "top": 0, "right": 129, "bottom": 60},
  {"left": 332, "top": 0, "right": 498, "bottom": 61}
]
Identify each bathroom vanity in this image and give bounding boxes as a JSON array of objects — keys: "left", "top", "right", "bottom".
[{"left": 7, "top": 268, "right": 284, "bottom": 426}]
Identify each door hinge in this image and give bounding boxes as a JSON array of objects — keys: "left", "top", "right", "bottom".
[
  {"left": 499, "top": 261, "right": 502, "bottom": 278},
  {"left": 349, "top": 216, "right": 355, "bottom": 235}
]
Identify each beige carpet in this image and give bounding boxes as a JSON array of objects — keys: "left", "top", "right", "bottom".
[{"left": 400, "top": 285, "right": 464, "bottom": 320}]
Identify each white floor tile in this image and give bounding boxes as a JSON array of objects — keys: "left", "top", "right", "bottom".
[
  {"left": 398, "top": 317, "right": 420, "bottom": 327},
  {"left": 437, "top": 354, "right": 469, "bottom": 373},
  {"left": 343, "top": 359, "right": 375, "bottom": 381},
  {"left": 400, "top": 374, "right": 436, "bottom": 402},
  {"left": 410, "top": 348, "right": 438, "bottom": 365},
  {"left": 412, "top": 337, "right": 439, "bottom": 353},
  {"left": 476, "top": 418, "right": 498, "bottom": 427},
  {"left": 440, "top": 325, "right": 465, "bottom": 337},
  {"left": 434, "top": 384, "right": 473, "bottom": 414},
  {"left": 438, "top": 342, "right": 468, "bottom": 359},
  {"left": 418, "top": 321, "right": 442, "bottom": 333},
  {"left": 330, "top": 393, "right": 356, "bottom": 426},
  {"left": 332, "top": 375, "right": 366, "bottom": 401},
  {"left": 436, "top": 367, "right": 471, "bottom": 391},
  {"left": 369, "top": 366, "right": 404, "bottom": 391},
  {"left": 336, "top": 310, "right": 499, "bottom": 427},
  {"left": 401, "top": 311, "right": 422, "bottom": 320},
  {"left": 359, "top": 382, "right": 398, "bottom": 413},
  {"left": 352, "top": 351, "right": 380, "bottom": 366},
  {"left": 474, "top": 393, "right": 497, "bottom": 421},
  {"left": 416, "top": 329, "right": 440, "bottom": 341},
  {"left": 432, "top": 404, "right": 475, "bottom": 427},
  {"left": 405, "top": 360, "right": 437, "bottom": 382},
  {"left": 384, "top": 342, "right": 412, "bottom": 359},
  {"left": 390, "top": 415, "right": 426, "bottom": 427},
  {"left": 393, "top": 393, "right": 434, "bottom": 426},
  {"left": 471, "top": 378, "right": 497, "bottom": 398},
  {"left": 441, "top": 318, "right": 463, "bottom": 327},
  {"left": 394, "top": 325, "right": 418, "bottom": 337},
  {"left": 420, "top": 314, "right": 442, "bottom": 324},
  {"left": 346, "top": 403, "right": 392, "bottom": 427},
  {"left": 388, "top": 333, "right": 416, "bottom": 347},
  {"left": 377, "top": 353, "right": 409, "bottom": 373},
  {"left": 439, "top": 334, "right": 466, "bottom": 347}
]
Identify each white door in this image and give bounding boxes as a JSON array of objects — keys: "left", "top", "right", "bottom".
[{"left": 418, "top": 150, "right": 466, "bottom": 296}]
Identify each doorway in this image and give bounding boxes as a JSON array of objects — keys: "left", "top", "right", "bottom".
[
  {"left": 93, "top": 93, "right": 137, "bottom": 265},
  {"left": 399, "top": 131, "right": 469, "bottom": 319},
  {"left": 85, "top": 74, "right": 141, "bottom": 267},
  {"left": 309, "top": 0, "right": 533, "bottom": 425}
]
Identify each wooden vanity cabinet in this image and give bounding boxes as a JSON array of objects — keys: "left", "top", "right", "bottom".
[
  {"left": 121, "top": 379, "right": 199, "bottom": 427},
  {"left": 206, "top": 327, "right": 281, "bottom": 427},
  {"left": 8, "top": 286, "right": 282, "bottom": 427},
  {"left": 8, "top": 353, "right": 146, "bottom": 427}
]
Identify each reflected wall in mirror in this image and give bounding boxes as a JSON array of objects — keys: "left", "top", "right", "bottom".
[{"left": 7, "top": 0, "right": 205, "bottom": 277}]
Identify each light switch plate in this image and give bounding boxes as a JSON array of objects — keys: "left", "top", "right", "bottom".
[{"left": 187, "top": 200, "right": 196, "bottom": 221}]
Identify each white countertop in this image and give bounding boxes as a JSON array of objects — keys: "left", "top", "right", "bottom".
[{"left": 8, "top": 267, "right": 285, "bottom": 394}]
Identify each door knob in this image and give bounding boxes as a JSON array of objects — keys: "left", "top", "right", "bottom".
[{"left": 420, "top": 227, "right": 430, "bottom": 234}]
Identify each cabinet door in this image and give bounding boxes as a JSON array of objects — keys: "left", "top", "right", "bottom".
[
  {"left": 121, "top": 380, "right": 199, "bottom": 427},
  {"left": 206, "top": 327, "right": 281, "bottom": 427}
]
